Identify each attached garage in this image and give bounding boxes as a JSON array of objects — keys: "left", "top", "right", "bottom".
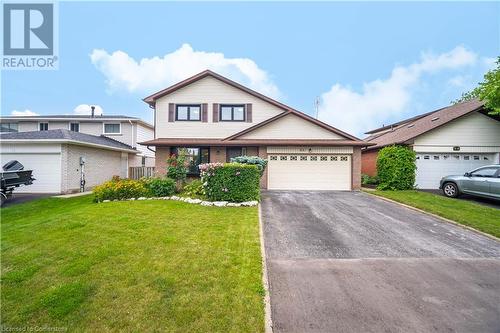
[
  {"left": 266, "top": 147, "right": 353, "bottom": 190},
  {"left": 0, "top": 129, "right": 138, "bottom": 194},
  {"left": 415, "top": 153, "right": 498, "bottom": 189}
]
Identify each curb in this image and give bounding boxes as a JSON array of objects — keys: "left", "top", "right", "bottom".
[
  {"left": 258, "top": 204, "right": 273, "bottom": 333},
  {"left": 363, "top": 191, "right": 500, "bottom": 242}
]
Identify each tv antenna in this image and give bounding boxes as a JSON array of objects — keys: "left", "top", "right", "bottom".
[{"left": 314, "top": 96, "right": 320, "bottom": 119}]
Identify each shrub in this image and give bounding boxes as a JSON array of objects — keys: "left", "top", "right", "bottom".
[
  {"left": 199, "top": 162, "right": 260, "bottom": 202},
  {"left": 182, "top": 179, "right": 205, "bottom": 198},
  {"left": 93, "top": 178, "right": 150, "bottom": 202},
  {"left": 230, "top": 156, "right": 267, "bottom": 176},
  {"left": 166, "top": 151, "right": 189, "bottom": 183},
  {"left": 376, "top": 145, "right": 416, "bottom": 190},
  {"left": 144, "top": 177, "right": 176, "bottom": 197},
  {"left": 361, "top": 174, "right": 379, "bottom": 185}
]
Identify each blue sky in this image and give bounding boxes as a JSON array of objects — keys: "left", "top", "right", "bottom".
[{"left": 2, "top": 1, "right": 498, "bottom": 136}]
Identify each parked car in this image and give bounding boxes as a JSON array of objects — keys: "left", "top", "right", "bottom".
[{"left": 439, "top": 165, "right": 500, "bottom": 200}]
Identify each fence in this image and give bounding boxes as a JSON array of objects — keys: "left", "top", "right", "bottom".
[{"left": 129, "top": 166, "right": 155, "bottom": 180}]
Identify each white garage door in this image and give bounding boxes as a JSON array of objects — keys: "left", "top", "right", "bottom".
[
  {"left": 415, "top": 153, "right": 496, "bottom": 189},
  {"left": 268, "top": 154, "right": 351, "bottom": 190},
  {"left": 0, "top": 153, "right": 62, "bottom": 193}
]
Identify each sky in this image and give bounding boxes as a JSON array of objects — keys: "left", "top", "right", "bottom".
[{"left": 1, "top": 1, "right": 499, "bottom": 137}]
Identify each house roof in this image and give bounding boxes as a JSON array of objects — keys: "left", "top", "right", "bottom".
[
  {"left": 139, "top": 138, "right": 372, "bottom": 147},
  {"left": 0, "top": 129, "right": 138, "bottom": 153},
  {"left": 143, "top": 69, "right": 363, "bottom": 142},
  {"left": 364, "top": 99, "right": 488, "bottom": 151},
  {"left": 1, "top": 115, "right": 154, "bottom": 129}
]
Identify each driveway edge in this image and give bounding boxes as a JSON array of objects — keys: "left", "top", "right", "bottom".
[
  {"left": 363, "top": 191, "right": 500, "bottom": 242},
  {"left": 258, "top": 204, "right": 273, "bottom": 333}
]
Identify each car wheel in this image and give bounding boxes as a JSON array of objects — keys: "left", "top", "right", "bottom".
[{"left": 442, "top": 182, "right": 459, "bottom": 198}]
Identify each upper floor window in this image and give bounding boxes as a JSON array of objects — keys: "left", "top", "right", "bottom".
[
  {"left": 39, "top": 122, "right": 49, "bottom": 131},
  {"left": 220, "top": 105, "right": 245, "bottom": 122},
  {"left": 0, "top": 123, "right": 18, "bottom": 133},
  {"left": 70, "top": 122, "right": 80, "bottom": 132},
  {"left": 104, "top": 123, "right": 121, "bottom": 134},
  {"left": 176, "top": 105, "right": 201, "bottom": 121}
]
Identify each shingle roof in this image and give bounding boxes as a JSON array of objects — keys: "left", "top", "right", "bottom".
[
  {"left": 1, "top": 129, "right": 137, "bottom": 152},
  {"left": 364, "top": 99, "right": 487, "bottom": 150}
]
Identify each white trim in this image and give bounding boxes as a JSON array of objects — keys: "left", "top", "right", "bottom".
[
  {"left": 102, "top": 122, "right": 122, "bottom": 135},
  {"left": 413, "top": 145, "right": 500, "bottom": 153},
  {"left": 0, "top": 117, "right": 154, "bottom": 129},
  {"left": 0, "top": 139, "right": 138, "bottom": 153},
  {"left": 267, "top": 146, "right": 354, "bottom": 154}
]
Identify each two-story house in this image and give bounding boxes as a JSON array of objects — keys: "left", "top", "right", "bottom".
[
  {"left": 141, "top": 70, "right": 371, "bottom": 190},
  {"left": 0, "top": 114, "right": 154, "bottom": 193}
]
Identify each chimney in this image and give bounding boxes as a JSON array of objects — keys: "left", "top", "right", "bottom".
[{"left": 90, "top": 105, "right": 95, "bottom": 118}]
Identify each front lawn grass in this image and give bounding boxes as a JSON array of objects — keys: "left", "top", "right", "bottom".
[
  {"left": 1, "top": 196, "right": 264, "bottom": 332},
  {"left": 368, "top": 190, "right": 500, "bottom": 238}
]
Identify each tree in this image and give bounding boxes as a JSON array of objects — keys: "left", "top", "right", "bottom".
[{"left": 454, "top": 56, "right": 500, "bottom": 115}]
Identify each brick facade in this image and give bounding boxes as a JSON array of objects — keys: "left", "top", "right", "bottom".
[
  {"left": 258, "top": 146, "right": 268, "bottom": 189},
  {"left": 154, "top": 147, "right": 170, "bottom": 176},
  {"left": 351, "top": 147, "right": 362, "bottom": 190},
  {"left": 361, "top": 149, "right": 379, "bottom": 177},
  {"left": 61, "top": 144, "right": 126, "bottom": 193}
]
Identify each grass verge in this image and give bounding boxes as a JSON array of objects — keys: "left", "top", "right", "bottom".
[{"left": 367, "top": 190, "right": 500, "bottom": 238}]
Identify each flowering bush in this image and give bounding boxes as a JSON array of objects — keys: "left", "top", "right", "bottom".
[
  {"left": 93, "top": 178, "right": 150, "bottom": 202},
  {"left": 230, "top": 156, "right": 267, "bottom": 176},
  {"left": 182, "top": 179, "right": 205, "bottom": 198},
  {"left": 166, "top": 151, "right": 189, "bottom": 183},
  {"left": 199, "top": 162, "right": 260, "bottom": 202}
]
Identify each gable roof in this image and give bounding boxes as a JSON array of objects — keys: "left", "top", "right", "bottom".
[
  {"left": 364, "top": 99, "right": 487, "bottom": 150},
  {"left": 143, "top": 69, "right": 362, "bottom": 142},
  {"left": 1, "top": 129, "right": 138, "bottom": 153}
]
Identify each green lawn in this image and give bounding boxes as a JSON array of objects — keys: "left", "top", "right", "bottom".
[
  {"left": 368, "top": 190, "right": 500, "bottom": 238},
  {"left": 1, "top": 196, "right": 264, "bottom": 332}
]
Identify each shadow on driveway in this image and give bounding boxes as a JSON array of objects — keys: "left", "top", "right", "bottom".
[{"left": 1, "top": 193, "right": 54, "bottom": 208}]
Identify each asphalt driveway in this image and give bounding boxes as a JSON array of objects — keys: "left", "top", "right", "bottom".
[{"left": 261, "top": 191, "right": 500, "bottom": 333}]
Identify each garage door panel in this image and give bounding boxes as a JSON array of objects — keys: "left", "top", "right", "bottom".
[
  {"left": 416, "top": 153, "right": 496, "bottom": 189},
  {"left": 0, "top": 153, "right": 61, "bottom": 193},
  {"left": 268, "top": 154, "right": 351, "bottom": 190}
]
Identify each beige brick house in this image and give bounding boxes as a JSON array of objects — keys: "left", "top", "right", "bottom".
[{"left": 141, "top": 70, "right": 372, "bottom": 190}]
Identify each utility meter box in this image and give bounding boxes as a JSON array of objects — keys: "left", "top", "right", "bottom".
[{"left": 79, "top": 157, "right": 86, "bottom": 165}]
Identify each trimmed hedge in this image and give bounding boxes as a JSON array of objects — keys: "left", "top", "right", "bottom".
[
  {"left": 200, "top": 163, "right": 260, "bottom": 202},
  {"left": 230, "top": 156, "right": 267, "bottom": 176},
  {"left": 376, "top": 145, "right": 416, "bottom": 190}
]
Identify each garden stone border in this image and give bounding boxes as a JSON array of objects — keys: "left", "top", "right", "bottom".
[{"left": 98, "top": 196, "right": 258, "bottom": 207}]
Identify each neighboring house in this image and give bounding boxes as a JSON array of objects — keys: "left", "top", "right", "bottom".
[
  {"left": 362, "top": 99, "right": 500, "bottom": 189},
  {"left": 140, "top": 70, "right": 371, "bottom": 190},
  {"left": 0, "top": 129, "right": 138, "bottom": 193},
  {"left": 0, "top": 114, "right": 155, "bottom": 167}
]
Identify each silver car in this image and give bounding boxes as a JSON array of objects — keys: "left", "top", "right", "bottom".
[{"left": 439, "top": 165, "right": 500, "bottom": 200}]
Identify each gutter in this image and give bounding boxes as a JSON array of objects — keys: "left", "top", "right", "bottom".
[{"left": 0, "top": 139, "right": 139, "bottom": 154}]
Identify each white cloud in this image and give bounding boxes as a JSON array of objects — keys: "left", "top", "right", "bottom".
[
  {"left": 11, "top": 109, "right": 39, "bottom": 116},
  {"left": 318, "top": 46, "right": 479, "bottom": 137},
  {"left": 73, "top": 104, "right": 103, "bottom": 116},
  {"left": 90, "top": 43, "right": 281, "bottom": 99}
]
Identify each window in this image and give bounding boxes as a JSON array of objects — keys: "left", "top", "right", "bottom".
[
  {"left": 39, "top": 122, "right": 49, "bottom": 131},
  {"left": 220, "top": 105, "right": 245, "bottom": 121},
  {"left": 270, "top": 156, "right": 278, "bottom": 161},
  {"left": 141, "top": 156, "right": 146, "bottom": 166},
  {"left": 70, "top": 122, "right": 80, "bottom": 132},
  {"left": 320, "top": 156, "right": 328, "bottom": 161},
  {"left": 464, "top": 156, "right": 470, "bottom": 161},
  {"left": 341, "top": 156, "right": 348, "bottom": 161},
  {"left": 471, "top": 167, "right": 499, "bottom": 178},
  {"left": 424, "top": 156, "right": 430, "bottom": 160},
  {"left": 310, "top": 156, "right": 318, "bottom": 161},
  {"left": 280, "top": 156, "right": 288, "bottom": 161},
  {"left": 104, "top": 123, "right": 121, "bottom": 134},
  {"left": 290, "top": 156, "right": 298, "bottom": 161},
  {"left": 300, "top": 156, "right": 307, "bottom": 161},
  {"left": 172, "top": 147, "right": 210, "bottom": 174},
  {"left": 176, "top": 105, "right": 201, "bottom": 121},
  {"left": 473, "top": 156, "right": 480, "bottom": 160},
  {"left": 433, "top": 156, "right": 439, "bottom": 160},
  {"left": 0, "top": 123, "right": 18, "bottom": 133},
  {"left": 331, "top": 156, "right": 338, "bottom": 161}
]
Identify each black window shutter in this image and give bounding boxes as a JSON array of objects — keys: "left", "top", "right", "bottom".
[
  {"left": 202, "top": 103, "right": 208, "bottom": 122},
  {"left": 246, "top": 103, "right": 252, "bottom": 122},
  {"left": 168, "top": 103, "right": 175, "bottom": 122},
  {"left": 213, "top": 103, "right": 219, "bottom": 122}
]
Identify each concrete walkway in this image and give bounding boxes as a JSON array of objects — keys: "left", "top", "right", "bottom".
[{"left": 261, "top": 191, "right": 500, "bottom": 333}]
